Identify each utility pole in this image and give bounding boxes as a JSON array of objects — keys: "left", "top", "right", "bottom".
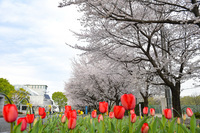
[{"left": 161, "top": 28, "right": 172, "bottom": 109}]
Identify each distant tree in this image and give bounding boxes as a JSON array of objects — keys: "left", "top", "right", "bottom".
[
  {"left": 0, "top": 78, "right": 15, "bottom": 96},
  {"left": 52, "top": 92, "right": 68, "bottom": 112},
  {"left": 181, "top": 94, "right": 200, "bottom": 106},
  {"left": 8, "top": 88, "right": 30, "bottom": 105},
  {"left": 148, "top": 97, "right": 161, "bottom": 105}
]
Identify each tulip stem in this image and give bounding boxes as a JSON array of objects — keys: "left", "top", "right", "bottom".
[
  {"left": 10, "top": 122, "right": 13, "bottom": 133},
  {"left": 102, "top": 113, "right": 105, "bottom": 133},
  {"left": 120, "top": 119, "right": 122, "bottom": 133},
  {"left": 29, "top": 123, "right": 31, "bottom": 131},
  {"left": 116, "top": 119, "right": 118, "bottom": 132},
  {"left": 0, "top": 93, "right": 12, "bottom": 104},
  {"left": 128, "top": 111, "right": 131, "bottom": 133}
]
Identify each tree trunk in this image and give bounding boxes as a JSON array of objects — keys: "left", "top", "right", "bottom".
[
  {"left": 143, "top": 96, "right": 148, "bottom": 107},
  {"left": 116, "top": 98, "right": 120, "bottom": 105},
  {"left": 59, "top": 106, "right": 61, "bottom": 112},
  {"left": 171, "top": 83, "right": 182, "bottom": 117}
]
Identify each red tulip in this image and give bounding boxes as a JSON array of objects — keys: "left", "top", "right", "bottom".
[
  {"left": 64, "top": 106, "right": 72, "bottom": 116},
  {"left": 141, "top": 123, "right": 149, "bottom": 133},
  {"left": 26, "top": 114, "right": 34, "bottom": 123},
  {"left": 99, "top": 101, "right": 108, "bottom": 113},
  {"left": 121, "top": 94, "right": 136, "bottom": 110},
  {"left": 186, "top": 108, "right": 193, "bottom": 117},
  {"left": 164, "top": 109, "right": 172, "bottom": 119},
  {"left": 91, "top": 110, "right": 97, "bottom": 118},
  {"left": 143, "top": 107, "right": 148, "bottom": 115},
  {"left": 150, "top": 108, "right": 155, "bottom": 116},
  {"left": 130, "top": 109, "right": 135, "bottom": 115},
  {"left": 130, "top": 113, "right": 137, "bottom": 123},
  {"left": 41, "top": 112, "right": 46, "bottom": 119},
  {"left": 17, "top": 117, "right": 27, "bottom": 131},
  {"left": 68, "top": 118, "right": 76, "bottom": 129},
  {"left": 38, "top": 107, "right": 45, "bottom": 116},
  {"left": 65, "top": 105, "right": 71, "bottom": 112},
  {"left": 67, "top": 110, "right": 77, "bottom": 119},
  {"left": 3, "top": 104, "right": 18, "bottom": 123},
  {"left": 114, "top": 106, "right": 125, "bottom": 119},
  {"left": 61, "top": 115, "right": 66, "bottom": 123},
  {"left": 98, "top": 114, "right": 103, "bottom": 123},
  {"left": 109, "top": 112, "right": 114, "bottom": 118}
]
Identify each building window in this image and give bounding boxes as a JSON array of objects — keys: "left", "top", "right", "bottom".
[{"left": 22, "top": 106, "right": 27, "bottom": 110}]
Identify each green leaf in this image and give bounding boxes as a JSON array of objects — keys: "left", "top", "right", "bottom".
[
  {"left": 31, "top": 121, "right": 39, "bottom": 133},
  {"left": 122, "top": 126, "right": 129, "bottom": 133},
  {"left": 156, "top": 117, "right": 165, "bottom": 132},
  {"left": 179, "top": 124, "right": 190, "bottom": 133},
  {"left": 111, "top": 121, "right": 116, "bottom": 133},
  {"left": 190, "top": 115, "right": 196, "bottom": 133},
  {"left": 135, "top": 116, "right": 149, "bottom": 133},
  {"left": 22, "top": 130, "right": 28, "bottom": 133},
  {"left": 90, "top": 119, "right": 95, "bottom": 133},
  {"left": 14, "top": 123, "right": 22, "bottom": 133},
  {"left": 168, "top": 118, "right": 177, "bottom": 133},
  {"left": 196, "top": 127, "right": 200, "bottom": 133},
  {"left": 161, "top": 115, "right": 167, "bottom": 128},
  {"left": 150, "top": 117, "right": 158, "bottom": 133}
]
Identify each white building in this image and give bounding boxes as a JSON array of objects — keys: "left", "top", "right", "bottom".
[{"left": 14, "top": 84, "right": 53, "bottom": 114}]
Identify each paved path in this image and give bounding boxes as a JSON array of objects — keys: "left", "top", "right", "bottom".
[{"left": 0, "top": 117, "right": 10, "bottom": 133}]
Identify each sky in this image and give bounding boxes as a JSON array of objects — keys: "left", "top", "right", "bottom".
[
  {"left": 0, "top": 0, "right": 199, "bottom": 98},
  {"left": 0, "top": 0, "right": 82, "bottom": 97}
]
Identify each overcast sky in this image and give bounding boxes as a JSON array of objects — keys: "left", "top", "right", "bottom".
[
  {"left": 0, "top": 0, "right": 82, "bottom": 97},
  {"left": 0, "top": 0, "right": 199, "bottom": 98}
]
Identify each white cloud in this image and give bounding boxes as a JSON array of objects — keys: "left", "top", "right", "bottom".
[{"left": 0, "top": 0, "right": 83, "bottom": 97}]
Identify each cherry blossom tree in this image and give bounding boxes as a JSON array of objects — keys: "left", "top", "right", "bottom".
[
  {"left": 60, "top": 0, "right": 200, "bottom": 117},
  {"left": 65, "top": 55, "right": 133, "bottom": 111}
]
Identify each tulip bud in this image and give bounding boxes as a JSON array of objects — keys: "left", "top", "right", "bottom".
[
  {"left": 26, "top": 114, "right": 34, "bottom": 124},
  {"left": 17, "top": 117, "right": 27, "bottom": 131},
  {"left": 143, "top": 107, "right": 148, "bottom": 115},
  {"left": 3, "top": 104, "right": 18, "bottom": 123},
  {"left": 121, "top": 94, "right": 136, "bottom": 110},
  {"left": 130, "top": 113, "right": 137, "bottom": 123},
  {"left": 67, "top": 110, "right": 77, "bottom": 119},
  {"left": 109, "top": 112, "right": 114, "bottom": 119},
  {"left": 150, "top": 108, "right": 155, "bottom": 117},
  {"left": 163, "top": 109, "right": 172, "bottom": 119},
  {"left": 61, "top": 115, "right": 66, "bottom": 123},
  {"left": 38, "top": 107, "right": 45, "bottom": 116},
  {"left": 114, "top": 106, "right": 125, "bottom": 119},
  {"left": 183, "top": 114, "right": 187, "bottom": 121},
  {"left": 141, "top": 123, "right": 149, "bottom": 133},
  {"left": 99, "top": 101, "right": 108, "bottom": 113},
  {"left": 186, "top": 108, "right": 193, "bottom": 117},
  {"left": 65, "top": 105, "right": 72, "bottom": 112},
  {"left": 91, "top": 110, "right": 97, "bottom": 118},
  {"left": 130, "top": 109, "right": 135, "bottom": 115},
  {"left": 41, "top": 112, "right": 46, "bottom": 119},
  {"left": 177, "top": 117, "right": 181, "bottom": 124},
  {"left": 98, "top": 114, "right": 103, "bottom": 123},
  {"left": 68, "top": 118, "right": 76, "bottom": 129}
]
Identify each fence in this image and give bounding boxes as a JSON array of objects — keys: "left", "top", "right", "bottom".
[{"left": 148, "top": 105, "right": 200, "bottom": 114}]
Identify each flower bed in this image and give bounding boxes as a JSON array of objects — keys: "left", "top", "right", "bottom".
[{"left": 2, "top": 93, "right": 200, "bottom": 133}]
